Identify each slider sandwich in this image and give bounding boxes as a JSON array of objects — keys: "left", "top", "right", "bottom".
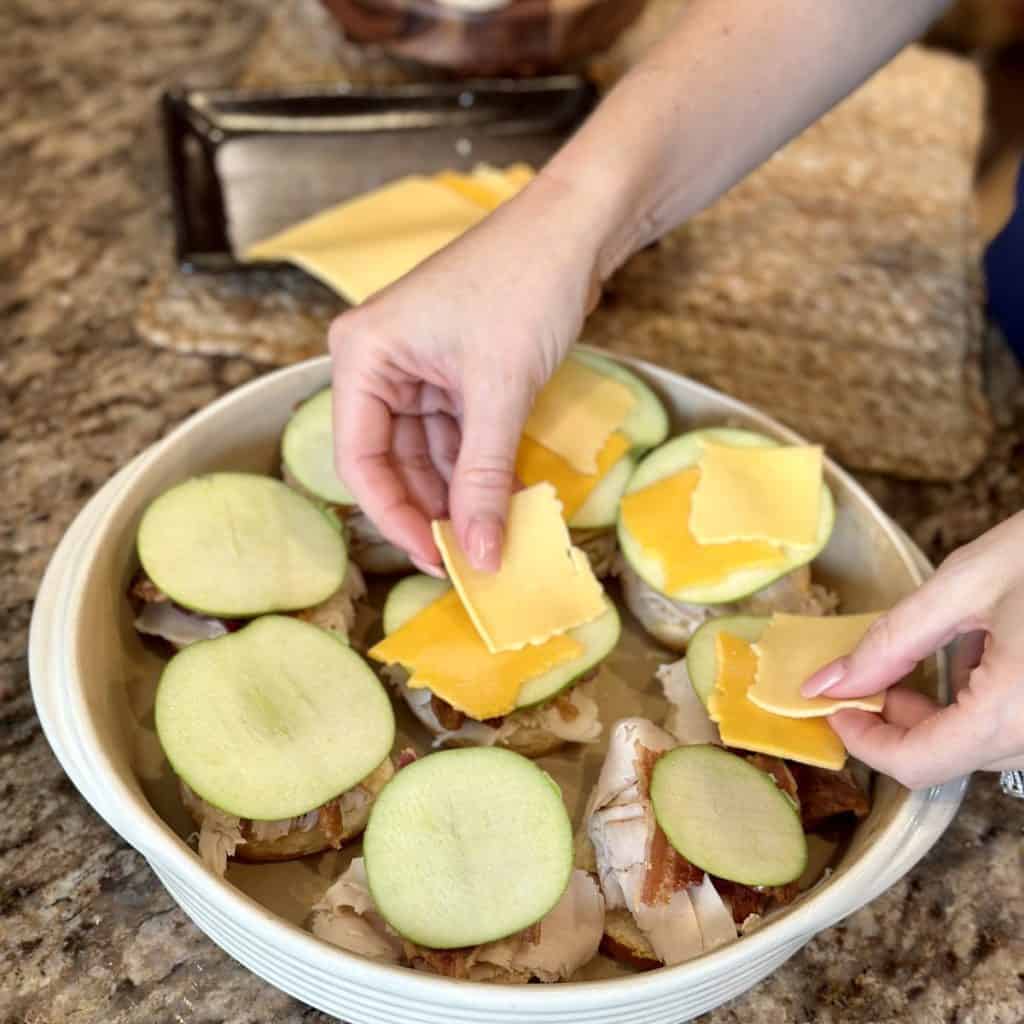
[
  {"left": 616, "top": 428, "right": 838, "bottom": 651},
  {"left": 311, "top": 747, "right": 605, "bottom": 982},
  {"left": 583, "top": 718, "right": 834, "bottom": 967},
  {"left": 155, "top": 614, "right": 397, "bottom": 874},
  {"left": 586, "top": 608, "right": 880, "bottom": 968},
  {"left": 369, "top": 483, "right": 619, "bottom": 757},
  {"left": 131, "top": 473, "right": 365, "bottom": 650}
]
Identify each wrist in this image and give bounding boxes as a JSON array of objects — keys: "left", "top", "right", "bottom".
[{"left": 536, "top": 67, "right": 682, "bottom": 284}]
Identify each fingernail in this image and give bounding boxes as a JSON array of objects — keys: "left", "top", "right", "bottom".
[
  {"left": 802, "top": 658, "right": 848, "bottom": 697},
  {"left": 411, "top": 556, "right": 446, "bottom": 579},
  {"left": 467, "top": 517, "right": 502, "bottom": 572}
]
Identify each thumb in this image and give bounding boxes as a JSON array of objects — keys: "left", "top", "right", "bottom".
[
  {"left": 448, "top": 363, "right": 535, "bottom": 572},
  {"left": 802, "top": 563, "right": 987, "bottom": 700}
]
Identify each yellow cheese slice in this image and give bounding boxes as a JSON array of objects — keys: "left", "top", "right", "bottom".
[
  {"left": 368, "top": 590, "right": 581, "bottom": 720},
  {"left": 748, "top": 613, "right": 885, "bottom": 717},
  {"left": 432, "top": 482, "right": 606, "bottom": 653},
  {"left": 708, "top": 632, "right": 847, "bottom": 771},
  {"left": 434, "top": 163, "right": 534, "bottom": 210},
  {"left": 690, "top": 443, "right": 824, "bottom": 548},
  {"left": 434, "top": 169, "right": 508, "bottom": 211},
  {"left": 522, "top": 359, "right": 636, "bottom": 475},
  {"left": 503, "top": 163, "right": 536, "bottom": 189},
  {"left": 515, "top": 431, "right": 631, "bottom": 521},
  {"left": 619, "top": 469, "right": 788, "bottom": 591},
  {"left": 243, "top": 176, "right": 488, "bottom": 304}
]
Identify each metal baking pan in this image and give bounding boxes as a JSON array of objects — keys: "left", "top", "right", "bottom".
[{"left": 162, "top": 78, "right": 598, "bottom": 273}]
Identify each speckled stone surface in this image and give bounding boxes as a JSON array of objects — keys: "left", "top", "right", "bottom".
[{"left": 2, "top": 3, "right": 1023, "bottom": 1023}]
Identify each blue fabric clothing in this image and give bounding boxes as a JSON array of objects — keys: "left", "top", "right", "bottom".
[{"left": 985, "top": 162, "right": 1024, "bottom": 362}]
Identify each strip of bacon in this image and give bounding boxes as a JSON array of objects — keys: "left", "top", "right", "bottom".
[
  {"left": 430, "top": 693, "right": 466, "bottom": 732},
  {"left": 745, "top": 754, "right": 799, "bottom": 806},
  {"left": 395, "top": 747, "right": 419, "bottom": 771},
  {"left": 317, "top": 800, "right": 345, "bottom": 847},
  {"left": 635, "top": 744, "right": 704, "bottom": 906},
  {"left": 554, "top": 693, "right": 580, "bottom": 722},
  {"left": 788, "top": 763, "right": 869, "bottom": 831}
]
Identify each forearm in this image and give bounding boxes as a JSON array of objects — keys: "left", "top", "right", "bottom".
[{"left": 541, "top": 0, "right": 952, "bottom": 279}]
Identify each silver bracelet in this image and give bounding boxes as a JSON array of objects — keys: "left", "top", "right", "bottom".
[{"left": 1000, "top": 770, "right": 1024, "bottom": 799}]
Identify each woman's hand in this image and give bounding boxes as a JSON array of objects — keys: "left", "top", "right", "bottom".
[
  {"left": 802, "top": 511, "right": 1024, "bottom": 789},
  {"left": 328, "top": 174, "right": 605, "bottom": 573},
  {"left": 326, "top": 0, "right": 955, "bottom": 574}
]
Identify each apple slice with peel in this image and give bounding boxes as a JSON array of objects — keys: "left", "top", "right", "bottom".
[
  {"left": 364, "top": 747, "right": 574, "bottom": 949},
  {"left": 155, "top": 615, "right": 394, "bottom": 821},
  {"left": 281, "top": 388, "right": 357, "bottom": 506},
  {"left": 685, "top": 615, "right": 769, "bottom": 708},
  {"left": 617, "top": 428, "right": 836, "bottom": 605},
  {"left": 137, "top": 472, "right": 347, "bottom": 617},
  {"left": 650, "top": 745, "right": 807, "bottom": 887},
  {"left": 380, "top": 574, "right": 620, "bottom": 710},
  {"left": 570, "top": 349, "right": 669, "bottom": 452}
]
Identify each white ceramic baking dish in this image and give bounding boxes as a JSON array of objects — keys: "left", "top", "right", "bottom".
[{"left": 30, "top": 352, "right": 966, "bottom": 1024}]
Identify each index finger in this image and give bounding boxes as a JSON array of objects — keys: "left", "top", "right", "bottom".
[
  {"left": 332, "top": 371, "right": 439, "bottom": 567},
  {"left": 802, "top": 563, "right": 988, "bottom": 701}
]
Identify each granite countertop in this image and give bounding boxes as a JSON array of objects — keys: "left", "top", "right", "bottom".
[{"left": 2, "top": 3, "right": 1023, "bottom": 1023}]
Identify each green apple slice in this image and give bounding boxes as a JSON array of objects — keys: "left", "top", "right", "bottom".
[
  {"left": 618, "top": 428, "right": 836, "bottom": 605},
  {"left": 570, "top": 349, "right": 669, "bottom": 451},
  {"left": 568, "top": 452, "right": 637, "bottom": 530},
  {"left": 155, "top": 616, "right": 395, "bottom": 820},
  {"left": 364, "top": 747, "right": 573, "bottom": 948},
  {"left": 379, "top": 575, "right": 620, "bottom": 710},
  {"left": 381, "top": 574, "right": 451, "bottom": 635},
  {"left": 650, "top": 745, "right": 808, "bottom": 887},
  {"left": 137, "top": 473, "right": 347, "bottom": 617},
  {"left": 685, "top": 615, "right": 769, "bottom": 707},
  {"left": 281, "top": 388, "right": 356, "bottom": 506}
]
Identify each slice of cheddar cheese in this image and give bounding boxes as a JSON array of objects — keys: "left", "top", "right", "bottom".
[
  {"left": 432, "top": 482, "right": 606, "bottom": 653},
  {"left": 434, "top": 171, "right": 506, "bottom": 211},
  {"left": 515, "top": 431, "right": 631, "bottom": 522},
  {"left": 368, "top": 589, "right": 582, "bottom": 720},
  {"left": 748, "top": 613, "right": 885, "bottom": 717},
  {"left": 502, "top": 163, "right": 536, "bottom": 189},
  {"left": 433, "top": 166, "right": 518, "bottom": 211},
  {"left": 243, "top": 165, "right": 533, "bottom": 305},
  {"left": 243, "top": 175, "right": 489, "bottom": 305},
  {"left": 708, "top": 631, "right": 847, "bottom": 771},
  {"left": 435, "top": 163, "right": 534, "bottom": 209},
  {"left": 523, "top": 359, "right": 636, "bottom": 476},
  {"left": 690, "top": 442, "right": 823, "bottom": 548},
  {"left": 619, "top": 469, "right": 787, "bottom": 592}
]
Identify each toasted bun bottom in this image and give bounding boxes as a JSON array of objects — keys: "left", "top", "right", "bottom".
[
  {"left": 184, "top": 808, "right": 366, "bottom": 864},
  {"left": 496, "top": 731, "right": 568, "bottom": 759},
  {"left": 599, "top": 908, "right": 662, "bottom": 971}
]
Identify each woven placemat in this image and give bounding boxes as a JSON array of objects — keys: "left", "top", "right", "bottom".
[{"left": 135, "top": 0, "right": 992, "bottom": 481}]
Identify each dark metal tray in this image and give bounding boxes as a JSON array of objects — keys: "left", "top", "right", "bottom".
[{"left": 162, "top": 78, "right": 598, "bottom": 273}]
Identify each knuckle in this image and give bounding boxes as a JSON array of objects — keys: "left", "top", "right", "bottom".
[
  {"left": 326, "top": 315, "right": 355, "bottom": 357},
  {"left": 327, "top": 309, "right": 385, "bottom": 359},
  {"left": 862, "top": 613, "right": 896, "bottom": 657},
  {"left": 399, "top": 450, "right": 435, "bottom": 474},
  {"left": 938, "top": 545, "right": 975, "bottom": 580},
  {"left": 459, "top": 459, "right": 515, "bottom": 494}
]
